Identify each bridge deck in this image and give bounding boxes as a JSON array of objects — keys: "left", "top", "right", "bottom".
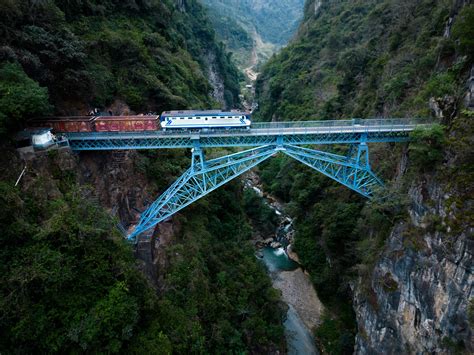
[{"left": 64, "top": 119, "right": 431, "bottom": 150}]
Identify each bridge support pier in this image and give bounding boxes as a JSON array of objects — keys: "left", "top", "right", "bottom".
[{"left": 128, "top": 141, "right": 383, "bottom": 241}]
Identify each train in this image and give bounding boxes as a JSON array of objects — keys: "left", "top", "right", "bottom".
[
  {"left": 29, "top": 110, "right": 251, "bottom": 133},
  {"left": 160, "top": 110, "right": 251, "bottom": 130}
]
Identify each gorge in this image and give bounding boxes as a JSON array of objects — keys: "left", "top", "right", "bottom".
[{"left": 1, "top": 0, "right": 473, "bottom": 354}]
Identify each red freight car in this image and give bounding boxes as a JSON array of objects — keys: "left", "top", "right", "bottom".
[
  {"left": 29, "top": 117, "right": 95, "bottom": 133},
  {"left": 94, "top": 116, "right": 159, "bottom": 132}
]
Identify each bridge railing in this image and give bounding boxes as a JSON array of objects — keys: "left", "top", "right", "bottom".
[
  {"left": 250, "top": 118, "right": 430, "bottom": 130},
  {"left": 64, "top": 118, "right": 431, "bottom": 139}
]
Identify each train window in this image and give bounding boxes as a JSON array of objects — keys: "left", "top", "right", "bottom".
[
  {"left": 212, "top": 116, "right": 217, "bottom": 119},
  {"left": 205, "top": 117, "right": 208, "bottom": 121},
  {"left": 196, "top": 117, "right": 201, "bottom": 119},
  {"left": 180, "top": 117, "right": 184, "bottom": 119}
]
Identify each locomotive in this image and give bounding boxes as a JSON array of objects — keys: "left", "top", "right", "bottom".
[
  {"left": 29, "top": 110, "right": 252, "bottom": 133},
  {"left": 160, "top": 110, "right": 251, "bottom": 130}
]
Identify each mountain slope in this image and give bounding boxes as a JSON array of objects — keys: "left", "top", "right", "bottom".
[
  {"left": 255, "top": 0, "right": 473, "bottom": 353},
  {"left": 0, "top": 0, "right": 241, "bottom": 131},
  {"left": 202, "top": 0, "right": 305, "bottom": 69},
  {"left": 256, "top": 0, "right": 471, "bottom": 121},
  {"left": 0, "top": 1, "right": 286, "bottom": 353}
]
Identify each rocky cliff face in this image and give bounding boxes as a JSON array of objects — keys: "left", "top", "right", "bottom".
[
  {"left": 78, "top": 151, "right": 152, "bottom": 227},
  {"left": 354, "top": 114, "right": 474, "bottom": 354},
  {"left": 354, "top": 178, "right": 473, "bottom": 353},
  {"left": 204, "top": 51, "right": 226, "bottom": 106},
  {"left": 77, "top": 150, "right": 179, "bottom": 287}
]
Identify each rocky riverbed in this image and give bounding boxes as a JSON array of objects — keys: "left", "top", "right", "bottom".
[
  {"left": 243, "top": 171, "right": 324, "bottom": 354},
  {"left": 274, "top": 269, "right": 325, "bottom": 331}
]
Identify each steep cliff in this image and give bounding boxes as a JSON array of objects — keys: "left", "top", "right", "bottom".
[
  {"left": 202, "top": 0, "right": 305, "bottom": 69},
  {"left": 0, "top": 1, "right": 286, "bottom": 353},
  {"left": 0, "top": 0, "right": 240, "bottom": 129},
  {"left": 255, "top": 0, "right": 473, "bottom": 353},
  {"left": 354, "top": 113, "right": 473, "bottom": 353}
]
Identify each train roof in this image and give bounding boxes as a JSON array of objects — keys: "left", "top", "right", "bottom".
[
  {"left": 94, "top": 115, "right": 159, "bottom": 121},
  {"left": 162, "top": 110, "right": 249, "bottom": 116}
]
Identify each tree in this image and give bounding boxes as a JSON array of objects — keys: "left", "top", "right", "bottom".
[
  {"left": 0, "top": 62, "right": 51, "bottom": 134},
  {"left": 452, "top": 5, "right": 474, "bottom": 58}
]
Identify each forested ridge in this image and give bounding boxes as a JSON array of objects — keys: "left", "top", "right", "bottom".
[
  {"left": 0, "top": 0, "right": 242, "bottom": 135},
  {"left": 0, "top": 1, "right": 285, "bottom": 353},
  {"left": 202, "top": 0, "right": 305, "bottom": 46},
  {"left": 202, "top": 0, "right": 305, "bottom": 69},
  {"left": 255, "top": 0, "right": 473, "bottom": 353},
  {"left": 0, "top": 155, "right": 285, "bottom": 352},
  {"left": 1, "top": 0, "right": 473, "bottom": 353}
]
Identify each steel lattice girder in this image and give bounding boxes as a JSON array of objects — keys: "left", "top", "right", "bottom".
[
  {"left": 128, "top": 145, "right": 278, "bottom": 240},
  {"left": 67, "top": 131, "right": 410, "bottom": 150},
  {"left": 282, "top": 144, "right": 383, "bottom": 198},
  {"left": 128, "top": 142, "right": 384, "bottom": 241}
]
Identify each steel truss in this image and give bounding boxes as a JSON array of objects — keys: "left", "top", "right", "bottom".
[
  {"left": 128, "top": 139, "right": 383, "bottom": 241},
  {"left": 68, "top": 131, "right": 410, "bottom": 150}
]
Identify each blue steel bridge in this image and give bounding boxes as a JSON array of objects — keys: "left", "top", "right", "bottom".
[{"left": 63, "top": 118, "right": 431, "bottom": 241}]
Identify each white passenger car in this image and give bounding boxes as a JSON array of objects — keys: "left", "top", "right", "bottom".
[{"left": 160, "top": 110, "right": 251, "bottom": 130}]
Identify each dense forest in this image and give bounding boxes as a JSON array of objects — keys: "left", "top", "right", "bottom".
[
  {"left": 202, "top": 0, "right": 305, "bottom": 68},
  {"left": 202, "top": 0, "right": 305, "bottom": 46},
  {"left": 256, "top": 0, "right": 473, "bottom": 353},
  {"left": 0, "top": 0, "right": 242, "bottom": 135},
  {"left": 0, "top": 0, "right": 285, "bottom": 353},
  {"left": 1, "top": 0, "right": 473, "bottom": 353}
]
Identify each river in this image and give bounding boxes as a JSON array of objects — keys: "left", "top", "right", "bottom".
[
  {"left": 245, "top": 173, "right": 324, "bottom": 354},
  {"left": 260, "top": 247, "right": 320, "bottom": 354}
]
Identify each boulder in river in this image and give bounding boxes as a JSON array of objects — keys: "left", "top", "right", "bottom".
[
  {"left": 271, "top": 241, "right": 282, "bottom": 248},
  {"left": 264, "top": 237, "right": 274, "bottom": 245}
]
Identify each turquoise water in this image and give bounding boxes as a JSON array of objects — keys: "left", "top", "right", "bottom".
[
  {"left": 258, "top": 246, "right": 319, "bottom": 355},
  {"left": 259, "top": 247, "right": 299, "bottom": 272}
]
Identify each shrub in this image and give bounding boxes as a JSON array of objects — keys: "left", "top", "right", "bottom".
[
  {"left": 409, "top": 124, "right": 446, "bottom": 171},
  {"left": 452, "top": 5, "right": 474, "bottom": 57},
  {"left": 0, "top": 62, "right": 51, "bottom": 134}
]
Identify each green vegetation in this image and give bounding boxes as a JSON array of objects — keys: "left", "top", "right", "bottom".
[
  {"left": 202, "top": 0, "right": 305, "bottom": 69},
  {"left": 409, "top": 125, "right": 446, "bottom": 171},
  {"left": 152, "top": 184, "right": 285, "bottom": 353},
  {"left": 255, "top": 0, "right": 472, "bottom": 353},
  {"left": 256, "top": 154, "right": 363, "bottom": 352},
  {"left": 0, "top": 162, "right": 285, "bottom": 353},
  {"left": 243, "top": 187, "right": 279, "bottom": 236},
  {"left": 203, "top": 0, "right": 305, "bottom": 46},
  {"left": 0, "top": 0, "right": 241, "bottom": 132},
  {"left": 0, "top": 62, "right": 51, "bottom": 135},
  {"left": 452, "top": 5, "right": 474, "bottom": 57},
  {"left": 255, "top": 0, "right": 469, "bottom": 121},
  {"left": 0, "top": 182, "right": 156, "bottom": 353},
  {"left": 202, "top": 7, "right": 254, "bottom": 69},
  {"left": 0, "top": 1, "right": 285, "bottom": 353},
  {"left": 315, "top": 312, "right": 355, "bottom": 354}
]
